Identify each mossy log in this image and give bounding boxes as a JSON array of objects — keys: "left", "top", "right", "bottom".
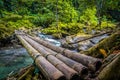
[
  {"left": 98, "top": 53, "right": 120, "bottom": 80},
  {"left": 85, "top": 30, "right": 120, "bottom": 58},
  {"left": 68, "top": 31, "right": 112, "bottom": 44}
]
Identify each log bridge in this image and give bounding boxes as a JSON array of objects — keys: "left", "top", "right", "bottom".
[{"left": 15, "top": 30, "right": 102, "bottom": 80}]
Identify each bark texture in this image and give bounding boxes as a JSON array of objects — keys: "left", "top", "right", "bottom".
[{"left": 98, "top": 53, "right": 120, "bottom": 80}]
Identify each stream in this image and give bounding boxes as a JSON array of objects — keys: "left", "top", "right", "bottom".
[
  {"left": 0, "top": 48, "right": 33, "bottom": 79},
  {"left": 0, "top": 33, "right": 109, "bottom": 79},
  {"left": 0, "top": 33, "right": 61, "bottom": 79}
]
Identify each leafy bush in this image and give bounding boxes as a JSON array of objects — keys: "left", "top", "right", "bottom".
[
  {"left": 0, "top": 13, "right": 35, "bottom": 39},
  {"left": 101, "top": 21, "right": 116, "bottom": 29},
  {"left": 0, "top": 0, "right": 118, "bottom": 40},
  {"left": 32, "top": 13, "right": 55, "bottom": 27},
  {"left": 80, "top": 7, "right": 98, "bottom": 27},
  {"left": 0, "top": 23, "right": 14, "bottom": 39},
  {"left": 57, "top": 1, "right": 78, "bottom": 23},
  {"left": 42, "top": 22, "right": 85, "bottom": 38},
  {"left": 17, "top": 7, "right": 30, "bottom": 15},
  {"left": 2, "top": 14, "right": 22, "bottom": 22}
]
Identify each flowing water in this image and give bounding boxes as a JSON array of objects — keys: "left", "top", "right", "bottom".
[
  {"left": 62, "top": 33, "right": 109, "bottom": 51},
  {"left": 0, "top": 33, "right": 61, "bottom": 79},
  {"left": 0, "top": 33, "right": 109, "bottom": 79},
  {"left": 0, "top": 47, "right": 33, "bottom": 79},
  {"left": 78, "top": 34, "right": 109, "bottom": 51},
  {"left": 38, "top": 33, "right": 61, "bottom": 46},
  {"left": 38, "top": 33, "right": 109, "bottom": 51}
]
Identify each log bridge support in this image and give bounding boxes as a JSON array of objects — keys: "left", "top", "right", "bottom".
[{"left": 15, "top": 30, "right": 102, "bottom": 80}]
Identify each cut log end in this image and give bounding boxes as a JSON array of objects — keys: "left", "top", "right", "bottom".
[
  {"left": 57, "top": 76, "right": 66, "bottom": 80},
  {"left": 95, "top": 60, "right": 102, "bottom": 71},
  {"left": 81, "top": 67, "right": 88, "bottom": 76},
  {"left": 71, "top": 73, "right": 80, "bottom": 80},
  {"left": 52, "top": 71, "right": 66, "bottom": 80}
]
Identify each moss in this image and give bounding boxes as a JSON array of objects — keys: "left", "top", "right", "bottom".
[
  {"left": 98, "top": 54, "right": 120, "bottom": 80},
  {"left": 85, "top": 31, "right": 120, "bottom": 58},
  {"left": 0, "top": 23, "right": 14, "bottom": 39},
  {"left": 18, "top": 67, "right": 34, "bottom": 80},
  {"left": 42, "top": 22, "right": 85, "bottom": 38},
  {"left": 0, "top": 13, "right": 36, "bottom": 40},
  {"left": 25, "top": 74, "right": 32, "bottom": 80},
  {"left": 32, "top": 73, "right": 39, "bottom": 80}
]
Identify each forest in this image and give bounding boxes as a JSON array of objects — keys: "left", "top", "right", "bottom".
[
  {"left": 0, "top": 0, "right": 120, "bottom": 40},
  {"left": 0, "top": 0, "right": 120, "bottom": 80}
]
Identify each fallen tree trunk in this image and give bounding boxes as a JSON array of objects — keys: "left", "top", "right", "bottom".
[
  {"left": 68, "top": 30, "right": 112, "bottom": 44},
  {"left": 16, "top": 34, "right": 65, "bottom": 80},
  {"left": 85, "top": 30, "right": 120, "bottom": 58},
  {"left": 27, "top": 35, "right": 102, "bottom": 71},
  {"left": 23, "top": 36, "right": 79, "bottom": 80},
  {"left": 98, "top": 53, "right": 120, "bottom": 80}
]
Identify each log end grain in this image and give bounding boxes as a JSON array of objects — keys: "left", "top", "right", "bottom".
[
  {"left": 81, "top": 67, "right": 88, "bottom": 76},
  {"left": 70, "top": 73, "right": 80, "bottom": 80},
  {"left": 95, "top": 60, "right": 102, "bottom": 71}
]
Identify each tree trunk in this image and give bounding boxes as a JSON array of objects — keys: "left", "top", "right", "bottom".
[{"left": 98, "top": 53, "right": 120, "bottom": 80}]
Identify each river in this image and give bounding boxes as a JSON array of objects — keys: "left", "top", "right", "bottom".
[
  {"left": 0, "top": 33, "right": 109, "bottom": 79},
  {"left": 0, "top": 47, "right": 33, "bottom": 79}
]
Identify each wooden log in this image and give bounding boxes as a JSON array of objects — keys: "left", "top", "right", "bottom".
[
  {"left": 28, "top": 35, "right": 102, "bottom": 71},
  {"left": 32, "top": 40, "right": 88, "bottom": 76},
  {"left": 55, "top": 54, "right": 88, "bottom": 76},
  {"left": 99, "top": 53, "right": 120, "bottom": 72},
  {"left": 16, "top": 35, "right": 65, "bottom": 80},
  {"left": 85, "top": 30, "right": 120, "bottom": 58},
  {"left": 23, "top": 36, "right": 79, "bottom": 80},
  {"left": 98, "top": 53, "right": 120, "bottom": 80},
  {"left": 68, "top": 30, "right": 112, "bottom": 44}
]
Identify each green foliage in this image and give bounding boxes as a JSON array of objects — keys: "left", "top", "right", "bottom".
[
  {"left": 101, "top": 21, "right": 115, "bottom": 29},
  {"left": 0, "top": 0, "right": 119, "bottom": 39},
  {"left": 0, "top": 13, "right": 35, "bottom": 39},
  {"left": 80, "top": 7, "right": 98, "bottom": 27},
  {"left": 7, "top": 19, "right": 34, "bottom": 28},
  {"left": 17, "top": 7, "right": 30, "bottom": 15},
  {"left": 32, "top": 12, "right": 55, "bottom": 27},
  {"left": 0, "top": 0, "right": 4, "bottom": 9},
  {"left": 2, "top": 14, "right": 22, "bottom": 22},
  {"left": 0, "top": 23, "right": 14, "bottom": 39},
  {"left": 57, "top": 1, "right": 78, "bottom": 23},
  {"left": 42, "top": 22, "right": 85, "bottom": 38}
]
